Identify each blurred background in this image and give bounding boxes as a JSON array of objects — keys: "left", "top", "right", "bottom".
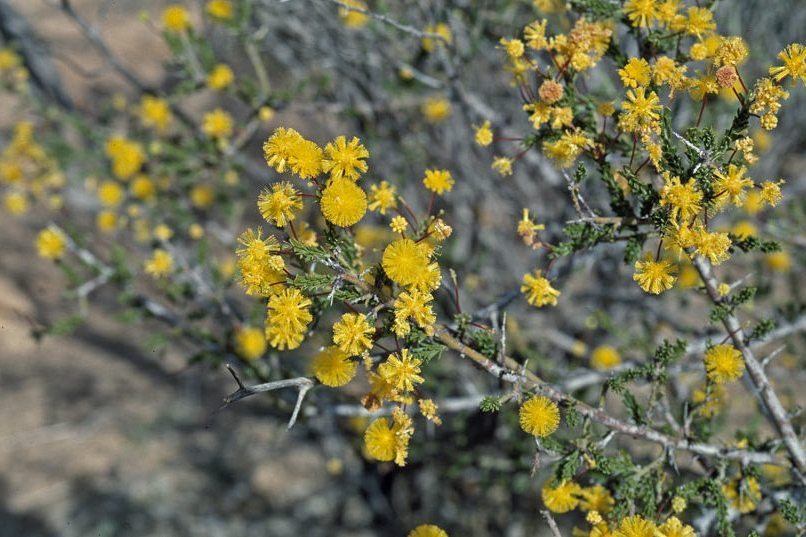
[{"left": 0, "top": 0, "right": 804, "bottom": 536}]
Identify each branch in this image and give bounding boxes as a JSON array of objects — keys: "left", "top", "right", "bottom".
[
  {"left": 433, "top": 326, "right": 787, "bottom": 466},
  {"left": 221, "top": 365, "right": 315, "bottom": 429},
  {"left": 319, "top": 0, "right": 450, "bottom": 43},
  {"left": 691, "top": 254, "right": 806, "bottom": 476},
  {"left": 541, "top": 510, "right": 564, "bottom": 537}
]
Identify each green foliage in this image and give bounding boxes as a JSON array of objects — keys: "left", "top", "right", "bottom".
[{"left": 479, "top": 396, "right": 502, "bottom": 413}]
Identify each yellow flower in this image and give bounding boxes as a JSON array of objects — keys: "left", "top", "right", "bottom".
[
  {"left": 590, "top": 345, "right": 622, "bottom": 371},
  {"left": 633, "top": 257, "right": 676, "bottom": 294},
  {"left": 765, "top": 250, "right": 792, "bottom": 272},
  {"left": 418, "top": 399, "right": 441, "bottom": 425},
  {"left": 153, "top": 223, "right": 173, "bottom": 241},
  {"left": 682, "top": 7, "right": 715, "bottom": 38},
  {"left": 36, "top": 228, "right": 66, "bottom": 260},
  {"left": 492, "top": 156, "right": 513, "bottom": 177},
  {"left": 671, "top": 496, "right": 687, "bottom": 513},
  {"left": 474, "top": 120, "right": 493, "bottom": 146},
  {"left": 265, "top": 288, "right": 312, "bottom": 350},
  {"left": 714, "top": 36, "right": 749, "bottom": 67},
  {"left": 4, "top": 191, "right": 28, "bottom": 215},
  {"left": 423, "top": 169, "right": 454, "bottom": 195},
  {"left": 321, "top": 136, "right": 369, "bottom": 181},
  {"left": 162, "top": 5, "right": 191, "bottom": 32},
  {"left": 422, "top": 23, "right": 452, "bottom": 53},
  {"left": 236, "top": 228, "right": 285, "bottom": 296},
  {"left": 723, "top": 477, "right": 761, "bottom": 513},
  {"left": 368, "top": 181, "right": 397, "bottom": 214},
  {"left": 520, "top": 270, "right": 560, "bottom": 307},
  {"left": 263, "top": 127, "right": 305, "bottom": 173},
  {"left": 541, "top": 480, "right": 581, "bottom": 513},
  {"left": 500, "top": 37, "right": 525, "bottom": 59},
  {"left": 422, "top": 97, "right": 452, "bottom": 123},
  {"left": 258, "top": 106, "right": 275, "bottom": 122},
  {"left": 408, "top": 525, "right": 448, "bottom": 537},
  {"left": 660, "top": 176, "right": 702, "bottom": 222},
  {"left": 382, "top": 238, "right": 429, "bottom": 287},
  {"left": 332, "top": 313, "right": 374, "bottom": 356},
  {"left": 619, "top": 87, "right": 661, "bottom": 133},
  {"left": 206, "top": 0, "right": 233, "bottom": 19},
  {"left": 105, "top": 136, "right": 145, "bottom": 179},
  {"left": 130, "top": 175, "right": 157, "bottom": 201},
  {"left": 624, "top": 0, "right": 659, "bottom": 27},
  {"left": 760, "top": 180, "right": 784, "bottom": 207},
  {"left": 202, "top": 108, "right": 233, "bottom": 139},
  {"left": 139, "top": 95, "right": 172, "bottom": 132},
  {"left": 390, "top": 215, "right": 408, "bottom": 233},
  {"left": 614, "top": 515, "right": 657, "bottom": 537},
  {"left": 364, "top": 418, "right": 396, "bottom": 461},
  {"left": 144, "top": 248, "right": 174, "bottom": 278},
  {"left": 97, "top": 180, "right": 124, "bottom": 207},
  {"left": 338, "top": 0, "right": 369, "bottom": 29},
  {"left": 312, "top": 346, "right": 357, "bottom": 387},
  {"left": 378, "top": 349, "right": 424, "bottom": 392},
  {"left": 713, "top": 164, "right": 753, "bottom": 207},
  {"left": 579, "top": 485, "right": 614, "bottom": 513},
  {"left": 619, "top": 57, "right": 651, "bottom": 88},
  {"left": 96, "top": 210, "right": 120, "bottom": 233},
  {"left": 191, "top": 184, "right": 215, "bottom": 209},
  {"left": 519, "top": 395, "right": 560, "bottom": 437},
  {"left": 524, "top": 19, "right": 548, "bottom": 50},
  {"left": 656, "top": 517, "right": 696, "bottom": 537},
  {"left": 258, "top": 181, "right": 303, "bottom": 227},
  {"left": 320, "top": 177, "right": 368, "bottom": 227},
  {"left": 769, "top": 43, "right": 806, "bottom": 86},
  {"left": 731, "top": 220, "right": 757, "bottom": 239},
  {"left": 234, "top": 326, "right": 267, "bottom": 361},
  {"left": 704, "top": 344, "right": 744, "bottom": 384},
  {"left": 207, "top": 63, "right": 234, "bottom": 90},
  {"left": 694, "top": 228, "right": 731, "bottom": 265},
  {"left": 394, "top": 289, "right": 436, "bottom": 336}
]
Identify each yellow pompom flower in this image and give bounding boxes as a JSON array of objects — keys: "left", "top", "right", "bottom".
[
  {"left": 312, "top": 346, "right": 357, "bottom": 387},
  {"left": 206, "top": 0, "right": 233, "bottom": 19},
  {"left": 408, "top": 525, "right": 448, "bottom": 537},
  {"left": 265, "top": 288, "right": 312, "bottom": 350},
  {"left": 130, "top": 175, "right": 156, "bottom": 202},
  {"left": 139, "top": 95, "right": 172, "bottom": 132},
  {"left": 660, "top": 176, "right": 702, "bottom": 222},
  {"left": 423, "top": 169, "right": 454, "bottom": 195},
  {"left": 321, "top": 136, "right": 369, "bottom": 181},
  {"left": 97, "top": 180, "right": 124, "bottom": 207},
  {"left": 368, "top": 181, "right": 397, "bottom": 214},
  {"left": 382, "top": 238, "right": 429, "bottom": 287},
  {"left": 36, "top": 228, "right": 67, "bottom": 260},
  {"left": 723, "top": 477, "right": 761, "bottom": 513},
  {"left": 207, "top": 63, "right": 234, "bottom": 90},
  {"left": 590, "top": 345, "right": 622, "bottom": 371},
  {"left": 422, "top": 97, "right": 452, "bottom": 123},
  {"left": 765, "top": 250, "right": 792, "bottom": 272},
  {"left": 234, "top": 326, "right": 267, "bottom": 361},
  {"left": 422, "top": 23, "right": 452, "bottom": 53},
  {"left": 378, "top": 349, "right": 424, "bottom": 392},
  {"left": 633, "top": 257, "right": 676, "bottom": 294},
  {"left": 191, "top": 184, "right": 215, "bottom": 209},
  {"left": 760, "top": 180, "right": 784, "bottom": 207},
  {"left": 258, "top": 181, "right": 303, "bottom": 227},
  {"left": 144, "top": 249, "right": 174, "bottom": 278},
  {"left": 364, "top": 418, "right": 396, "bottom": 461},
  {"left": 713, "top": 164, "right": 753, "bottom": 207},
  {"left": 338, "top": 0, "right": 369, "bottom": 29},
  {"left": 769, "top": 43, "right": 806, "bottom": 86},
  {"left": 202, "top": 108, "right": 233, "bottom": 139},
  {"left": 288, "top": 138, "right": 323, "bottom": 180},
  {"left": 162, "top": 5, "right": 191, "bottom": 32},
  {"left": 332, "top": 313, "right": 374, "bottom": 356},
  {"left": 682, "top": 7, "right": 715, "bottom": 38},
  {"left": 320, "top": 177, "right": 367, "bottom": 227},
  {"left": 474, "top": 120, "right": 493, "bottom": 146},
  {"left": 519, "top": 395, "right": 560, "bottom": 437},
  {"left": 4, "top": 191, "right": 28, "bottom": 215},
  {"left": 520, "top": 270, "right": 560, "bottom": 307},
  {"left": 96, "top": 210, "right": 120, "bottom": 233},
  {"left": 704, "top": 344, "right": 745, "bottom": 384},
  {"left": 619, "top": 57, "right": 651, "bottom": 88},
  {"left": 614, "top": 515, "right": 657, "bottom": 537},
  {"left": 492, "top": 156, "right": 513, "bottom": 177},
  {"left": 694, "top": 229, "right": 731, "bottom": 265},
  {"left": 579, "top": 485, "right": 614, "bottom": 514},
  {"left": 390, "top": 215, "right": 408, "bottom": 234},
  {"left": 541, "top": 480, "right": 581, "bottom": 513},
  {"left": 656, "top": 517, "right": 696, "bottom": 537},
  {"left": 235, "top": 228, "right": 286, "bottom": 296},
  {"left": 671, "top": 496, "right": 687, "bottom": 514},
  {"left": 263, "top": 127, "right": 304, "bottom": 173},
  {"left": 624, "top": 0, "right": 659, "bottom": 27},
  {"left": 620, "top": 87, "right": 662, "bottom": 132}
]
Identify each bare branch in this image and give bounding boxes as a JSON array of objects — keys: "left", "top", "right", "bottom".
[
  {"left": 541, "top": 510, "right": 564, "bottom": 537},
  {"left": 220, "top": 366, "right": 315, "bottom": 429}
]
